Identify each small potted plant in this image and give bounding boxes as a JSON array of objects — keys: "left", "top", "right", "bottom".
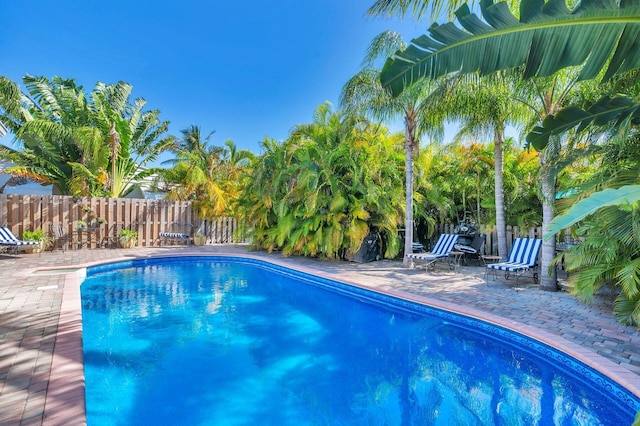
[
  {"left": 22, "top": 229, "right": 53, "bottom": 253},
  {"left": 119, "top": 229, "right": 138, "bottom": 248},
  {"left": 193, "top": 233, "right": 206, "bottom": 246},
  {"left": 76, "top": 220, "right": 88, "bottom": 230}
]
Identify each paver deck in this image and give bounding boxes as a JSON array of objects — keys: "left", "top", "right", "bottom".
[{"left": 0, "top": 245, "right": 638, "bottom": 425}]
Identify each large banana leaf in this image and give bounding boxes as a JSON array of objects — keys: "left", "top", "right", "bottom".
[
  {"left": 544, "top": 185, "right": 640, "bottom": 239},
  {"left": 380, "top": 0, "right": 640, "bottom": 97},
  {"left": 526, "top": 95, "right": 640, "bottom": 150}
]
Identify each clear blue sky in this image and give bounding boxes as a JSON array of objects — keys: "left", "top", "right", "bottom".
[{"left": 1, "top": 0, "right": 425, "bottom": 156}]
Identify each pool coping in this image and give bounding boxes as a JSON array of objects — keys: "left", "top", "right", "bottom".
[{"left": 42, "top": 252, "right": 640, "bottom": 424}]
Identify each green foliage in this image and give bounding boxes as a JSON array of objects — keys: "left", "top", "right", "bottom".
[
  {"left": 528, "top": 96, "right": 640, "bottom": 150},
  {"left": 380, "top": 0, "right": 640, "bottom": 97},
  {"left": 546, "top": 186, "right": 640, "bottom": 238},
  {"left": 21, "top": 229, "right": 52, "bottom": 249},
  {"left": 557, "top": 205, "right": 640, "bottom": 326},
  {"left": 0, "top": 75, "right": 172, "bottom": 196},
  {"left": 236, "top": 103, "right": 405, "bottom": 259},
  {"left": 119, "top": 229, "right": 138, "bottom": 247},
  {"left": 159, "top": 126, "right": 253, "bottom": 218},
  {"left": 418, "top": 139, "right": 541, "bottom": 232},
  {"left": 378, "top": 0, "right": 640, "bottom": 319}
]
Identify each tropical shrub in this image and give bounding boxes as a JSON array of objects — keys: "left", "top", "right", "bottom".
[
  {"left": 159, "top": 126, "right": 253, "bottom": 218},
  {"left": 416, "top": 139, "right": 541, "bottom": 233},
  {"left": 22, "top": 229, "right": 52, "bottom": 250},
  {"left": 237, "top": 103, "right": 405, "bottom": 258}
]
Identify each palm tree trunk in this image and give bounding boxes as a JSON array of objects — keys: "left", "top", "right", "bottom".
[
  {"left": 494, "top": 126, "right": 508, "bottom": 259},
  {"left": 539, "top": 151, "right": 558, "bottom": 291},
  {"left": 403, "top": 113, "right": 417, "bottom": 267}
]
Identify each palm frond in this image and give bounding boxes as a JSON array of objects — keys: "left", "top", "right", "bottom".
[
  {"left": 527, "top": 96, "right": 640, "bottom": 150},
  {"left": 545, "top": 185, "right": 640, "bottom": 238},
  {"left": 380, "top": 0, "right": 640, "bottom": 97}
]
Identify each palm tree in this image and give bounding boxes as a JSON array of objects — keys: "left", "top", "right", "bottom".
[
  {"left": 340, "top": 31, "right": 449, "bottom": 265},
  {"left": 378, "top": 0, "right": 640, "bottom": 316},
  {"left": 92, "top": 81, "right": 174, "bottom": 197},
  {"left": 0, "top": 75, "right": 101, "bottom": 194},
  {"left": 0, "top": 75, "right": 172, "bottom": 196},
  {"left": 442, "top": 72, "right": 533, "bottom": 258},
  {"left": 161, "top": 125, "right": 239, "bottom": 218}
]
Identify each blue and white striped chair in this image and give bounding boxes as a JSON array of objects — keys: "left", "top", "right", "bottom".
[
  {"left": 485, "top": 238, "right": 542, "bottom": 284},
  {"left": 407, "top": 234, "right": 459, "bottom": 270},
  {"left": 0, "top": 226, "right": 40, "bottom": 255},
  {"left": 159, "top": 223, "right": 193, "bottom": 246}
]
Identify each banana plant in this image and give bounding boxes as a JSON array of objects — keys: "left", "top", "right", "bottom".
[
  {"left": 545, "top": 185, "right": 640, "bottom": 237},
  {"left": 380, "top": 0, "right": 640, "bottom": 95}
]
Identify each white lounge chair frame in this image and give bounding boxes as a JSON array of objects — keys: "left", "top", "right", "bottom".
[
  {"left": 406, "top": 234, "right": 459, "bottom": 270},
  {"left": 485, "top": 238, "right": 542, "bottom": 285}
]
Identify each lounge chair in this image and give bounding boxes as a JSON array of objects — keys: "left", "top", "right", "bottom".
[
  {"left": 485, "top": 238, "right": 542, "bottom": 284},
  {"left": 159, "top": 223, "right": 193, "bottom": 246},
  {"left": 0, "top": 226, "right": 40, "bottom": 255},
  {"left": 406, "top": 233, "right": 459, "bottom": 270}
]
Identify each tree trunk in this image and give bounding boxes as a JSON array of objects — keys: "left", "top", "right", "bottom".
[
  {"left": 494, "top": 126, "right": 508, "bottom": 259},
  {"left": 539, "top": 150, "right": 558, "bottom": 291},
  {"left": 403, "top": 113, "right": 417, "bottom": 267}
]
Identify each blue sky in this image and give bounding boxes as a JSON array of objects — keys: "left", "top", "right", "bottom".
[{"left": 1, "top": 1, "right": 425, "bottom": 156}]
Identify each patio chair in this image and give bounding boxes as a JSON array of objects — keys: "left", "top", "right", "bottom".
[
  {"left": 406, "top": 233, "right": 459, "bottom": 270},
  {"left": 485, "top": 238, "right": 542, "bottom": 285},
  {"left": 50, "top": 223, "right": 71, "bottom": 252},
  {"left": 0, "top": 226, "right": 40, "bottom": 255},
  {"left": 454, "top": 234, "right": 485, "bottom": 264}
]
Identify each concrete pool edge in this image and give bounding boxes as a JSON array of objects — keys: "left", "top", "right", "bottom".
[{"left": 45, "top": 251, "right": 640, "bottom": 424}]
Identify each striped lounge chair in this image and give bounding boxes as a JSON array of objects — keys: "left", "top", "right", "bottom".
[
  {"left": 485, "top": 238, "right": 542, "bottom": 284},
  {"left": 0, "top": 226, "right": 40, "bottom": 255},
  {"left": 406, "top": 233, "right": 459, "bottom": 270},
  {"left": 159, "top": 223, "right": 193, "bottom": 246}
]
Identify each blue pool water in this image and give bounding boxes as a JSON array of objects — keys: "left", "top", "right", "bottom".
[{"left": 81, "top": 256, "right": 639, "bottom": 425}]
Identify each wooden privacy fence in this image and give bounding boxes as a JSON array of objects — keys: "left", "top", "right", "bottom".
[{"left": 0, "top": 194, "right": 247, "bottom": 248}]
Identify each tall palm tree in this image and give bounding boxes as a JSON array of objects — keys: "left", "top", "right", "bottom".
[
  {"left": 162, "top": 125, "right": 228, "bottom": 217},
  {"left": 340, "top": 31, "right": 449, "bottom": 265},
  {"left": 509, "top": 72, "right": 601, "bottom": 290},
  {"left": 443, "top": 72, "right": 533, "bottom": 258},
  {"left": 92, "top": 81, "right": 174, "bottom": 197},
  {"left": 378, "top": 0, "right": 640, "bottom": 315}
]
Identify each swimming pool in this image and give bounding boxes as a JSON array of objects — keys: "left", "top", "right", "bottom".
[{"left": 81, "top": 256, "right": 640, "bottom": 425}]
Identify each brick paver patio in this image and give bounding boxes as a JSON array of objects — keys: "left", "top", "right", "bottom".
[{"left": 0, "top": 245, "right": 638, "bottom": 425}]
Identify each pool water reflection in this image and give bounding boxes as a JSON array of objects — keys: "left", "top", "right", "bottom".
[{"left": 81, "top": 257, "right": 639, "bottom": 425}]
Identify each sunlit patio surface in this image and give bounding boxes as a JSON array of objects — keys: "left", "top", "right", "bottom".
[{"left": 1, "top": 245, "right": 639, "bottom": 425}]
